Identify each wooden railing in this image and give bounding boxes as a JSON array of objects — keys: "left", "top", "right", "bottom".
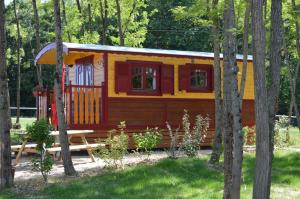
[{"left": 64, "top": 83, "right": 102, "bottom": 129}]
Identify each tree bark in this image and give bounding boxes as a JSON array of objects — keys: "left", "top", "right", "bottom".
[
  {"left": 290, "top": 0, "right": 300, "bottom": 129},
  {"left": 13, "top": 0, "right": 21, "bottom": 124},
  {"left": 115, "top": 0, "right": 124, "bottom": 46},
  {"left": 252, "top": 0, "right": 271, "bottom": 198},
  {"left": 99, "top": 0, "right": 108, "bottom": 44},
  {"left": 53, "top": 0, "right": 77, "bottom": 176},
  {"left": 208, "top": 0, "right": 223, "bottom": 166},
  {"left": 267, "top": 0, "right": 283, "bottom": 196},
  {"left": 61, "top": 0, "right": 71, "bottom": 42},
  {"left": 32, "top": 0, "right": 43, "bottom": 87},
  {"left": 0, "top": 0, "right": 13, "bottom": 189},
  {"left": 223, "top": 0, "right": 236, "bottom": 197},
  {"left": 239, "top": 0, "right": 250, "bottom": 109}
]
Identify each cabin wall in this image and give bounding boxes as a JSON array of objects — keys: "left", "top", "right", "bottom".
[{"left": 107, "top": 53, "right": 255, "bottom": 99}]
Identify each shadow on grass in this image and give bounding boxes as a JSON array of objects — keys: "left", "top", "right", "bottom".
[
  {"left": 39, "top": 157, "right": 224, "bottom": 199},
  {"left": 243, "top": 151, "right": 300, "bottom": 188}
]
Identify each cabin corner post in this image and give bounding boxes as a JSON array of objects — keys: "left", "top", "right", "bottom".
[
  {"left": 69, "top": 80, "right": 72, "bottom": 128},
  {"left": 102, "top": 52, "right": 108, "bottom": 126}
]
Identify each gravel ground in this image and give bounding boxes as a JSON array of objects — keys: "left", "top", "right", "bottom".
[{"left": 13, "top": 149, "right": 212, "bottom": 184}]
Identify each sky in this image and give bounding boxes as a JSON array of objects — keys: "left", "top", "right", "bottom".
[{"left": 4, "top": 0, "right": 12, "bottom": 6}]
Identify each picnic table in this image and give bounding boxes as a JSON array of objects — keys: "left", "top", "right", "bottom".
[{"left": 12, "top": 130, "right": 102, "bottom": 165}]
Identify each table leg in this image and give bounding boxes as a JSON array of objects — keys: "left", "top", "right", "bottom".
[
  {"left": 14, "top": 140, "right": 28, "bottom": 166},
  {"left": 81, "top": 135, "right": 95, "bottom": 162}
]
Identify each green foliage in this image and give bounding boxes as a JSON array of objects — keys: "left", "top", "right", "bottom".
[
  {"left": 94, "top": 121, "right": 129, "bottom": 168},
  {"left": 133, "top": 127, "right": 162, "bottom": 157},
  {"left": 26, "top": 119, "right": 54, "bottom": 182},
  {"left": 26, "top": 119, "right": 54, "bottom": 151},
  {"left": 274, "top": 116, "right": 290, "bottom": 148},
  {"left": 181, "top": 110, "right": 209, "bottom": 157},
  {"left": 242, "top": 126, "right": 256, "bottom": 145}
]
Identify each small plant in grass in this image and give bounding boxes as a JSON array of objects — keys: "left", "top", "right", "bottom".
[
  {"left": 242, "top": 126, "right": 256, "bottom": 145},
  {"left": 133, "top": 127, "right": 162, "bottom": 159},
  {"left": 181, "top": 110, "right": 209, "bottom": 157},
  {"left": 26, "top": 119, "right": 54, "bottom": 183},
  {"left": 94, "top": 121, "right": 129, "bottom": 168},
  {"left": 166, "top": 122, "right": 180, "bottom": 159},
  {"left": 274, "top": 116, "right": 289, "bottom": 148}
]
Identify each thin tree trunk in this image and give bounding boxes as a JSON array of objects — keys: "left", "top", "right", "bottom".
[
  {"left": 223, "top": 0, "right": 244, "bottom": 198},
  {"left": 99, "top": 0, "right": 108, "bottom": 44},
  {"left": 76, "top": 0, "right": 81, "bottom": 13},
  {"left": 239, "top": 0, "right": 251, "bottom": 109},
  {"left": 267, "top": 0, "right": 283, "bottom": 196},
  {"left": 208, "top": 0, "right": 223, "bottom": 166},
  {"left": 53, "top": 0, "right": 77, "bottom": 176},
  {"left": 290, "top": 0, "right": 300, "bottom": 129},
  {"left": 61, "top": 0, "right": 71, "bottom": 42},
  {"left": 115, "top": 0, "right": 124, "bottom": 46},
  {"left": 252, "top": 0, "right": 271, "bottom": 198},
  {"left": 88, "top": 3, "right": 92, "bottom": 33},
  {"left": 223, "top": 0, "right": 236, "bottom": 197},
  {"left": 0, "top": 0, "right": 13, "bottom": 189},
  {"left": 32, "top": 0, "right": 43, "bottom": 86},
  {"left": 13, "top": 0, "right": 21, "bottom": 124}
]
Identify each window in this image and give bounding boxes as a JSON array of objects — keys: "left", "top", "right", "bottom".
[
  {"left": 179, "top": 64, "right": 213, "bottom": 92},
  {"left": 130, "top": 64, "right": 159, "bottom": 93},
  {"left": 115, "top": 60, "right": 174, "bottom": 95},
  {"left": 75, "top": 56, "right": 94, "bottom": 86},
  {"left": 190, "top": 69, "right": 207, "bottom": 89}
]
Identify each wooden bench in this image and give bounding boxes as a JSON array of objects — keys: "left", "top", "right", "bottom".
[
  {"left": 11, "top": 144, "right": 37, "bottom": 152},
  {"left": 46, "top": 143, "right": 104, "bottom": 162}
]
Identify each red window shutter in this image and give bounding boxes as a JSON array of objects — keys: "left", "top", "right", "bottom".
[
  {"left": 115, "top": 61, "right": 129, "bottom": 93},
  {"left": 179, "top": 64, "right": 188, "bottom": 91},
  {"left": 161, "top": 64, "right": 174, "bottom": 94}
]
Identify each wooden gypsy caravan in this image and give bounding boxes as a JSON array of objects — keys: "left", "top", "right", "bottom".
[{"left": 34, "top": 42, "right": 255, "bottom": 147}]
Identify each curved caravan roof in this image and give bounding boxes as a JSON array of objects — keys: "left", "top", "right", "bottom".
[{"left": 35, "top": 42, "right": 253, "bottom": 65}]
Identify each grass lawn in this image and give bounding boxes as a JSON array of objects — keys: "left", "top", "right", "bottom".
[
  {"left": 11, "top": 117, "right": 36, "bottom": 130},
  {"left": 1, "top": 123, "right": 299, "bottom": 199},
  {"left": 0, "top": 150, "right": 299, "bottom": 199}
]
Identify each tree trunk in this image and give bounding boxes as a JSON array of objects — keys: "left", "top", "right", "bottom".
[
  {"left": 115, "top": 0, "right": 124, "bottom": 46},
  {"left": 100, "top": 0, "right": 108, "bottom": 44},
  {"left": 290, "top": 0, "right": 300, "bottom": 129},
  {"left": 267, "top": 0, "right": 283, "bottom": 196},
  {"left": 239, "top": 0, "right": 251, "bottom": 109},
  {"left": 88, "top": 3, "right": 92, "bottom": 33},
  {"left": 76, "top": 0, "right": 81, "bottom": 13},
  {"left": 53, "top": 0, "right": 77, "bottom": 176},
  {"left": 13, "top": 0, "right": 21, "bottom": 124},
  {"left": 222, "top": 0, "right": 236, "bottom": 197},
  {"left": 61, "top": 0, "right": 71, "bottom": 42},
  {"left": 99, "top": 0, "right": 108, "bottom": 44},
  {"left": 252, "top": 0, "right": 271, "bottom": 198},
  {"left": 32, "top": 0, "right": 43, "bottom": 87},
  {"left": 0, "top": 0, "right": 13, "bottom": 189},
  {"left": 208, "top": 0, "right": 223, "bottom": 166}
]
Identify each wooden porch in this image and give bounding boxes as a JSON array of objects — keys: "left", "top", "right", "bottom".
[{"left": 64, "top": 83, "right": 103, "bottom": 129}]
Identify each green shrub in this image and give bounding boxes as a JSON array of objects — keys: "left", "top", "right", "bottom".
[
  {"left": 133, "top": 127, "right": 162, "bottom": 158},
  {"left": 181, "top": 110, "right": 209, "bottom": 157},
  {"left": 242, "top": 126, "right": 256, "bottom": 145},
  {"left": 274, "top": 116, "right": 289, "bottom": 148},
  {"left": 94, "top": 121, "right": 129, "bottom": 168},
  {"left": 26, "top": 119, "right": 54, "bottom": 182}
]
